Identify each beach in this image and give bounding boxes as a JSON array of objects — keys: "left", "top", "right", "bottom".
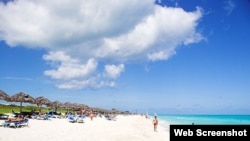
[{"left": 0, "top": 115, "right": 169, "bottom": 141}]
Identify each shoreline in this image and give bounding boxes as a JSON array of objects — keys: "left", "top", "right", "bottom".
[
  {"left": 155, "top": 114, "right": 250, "bottom": 125},
  {"left": 0, "top": 114, "right": 169, "bottom": 141}
]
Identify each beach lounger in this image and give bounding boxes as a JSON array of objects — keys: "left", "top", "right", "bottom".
[
  {"left": 9, "top": 118, "right": 29, "bottom": 128},
  {"left": 67, "top": 114, "right": 85, "bottom": 123},
  {"left": 76, "top": 114, "right": 85, "bottom": 123},
  {"left": 34, "top": 114, "right": 51, "bottom": 120},
  {"left": 67, "top": 115, "right": 78, "bottom": 123},
  {"left": 16, "top": 118, "right": 29, "bottom": 128},
  {"left": 76, "top": 117, "right": 84, "bottom": 123},
  {"left": 2, "top": 120, "right": 11, "bottom": 127},
  {"left": 0, "top": 114, "right": 9, "bottom": 120}
]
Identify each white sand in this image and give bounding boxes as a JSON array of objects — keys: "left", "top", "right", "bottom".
[{"left": 0, "top": 115, "right": 169, "bottom": 141}]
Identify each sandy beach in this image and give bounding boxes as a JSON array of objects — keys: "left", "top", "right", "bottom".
[{"left": 0, "top": 115, "right": 169, "bottom": 141}]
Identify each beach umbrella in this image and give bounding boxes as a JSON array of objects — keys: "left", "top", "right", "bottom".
[
  {"left": 9, "top": 92, "right": 35, "bottom": 112},
  {"left": 35, "top": 96, "right": 51, "bottom": 112},
  {"left": 72, "top": 102, "right": 81, "bottom": 110},
  {"left": 51, "top": 100, "right": 62, "bottom": 112},
  {"left": 63, "top": 102, "right": 74, "bottom": 112},
  {"left": 63, "top": 102, "right": 71, "bottom": 108},
  {"left": 93, "top": 107, "right": 109, "bottom": 114},
  {"left": 52, "top": 100, "right": 62, "bottom": 107},
  {"left": 0, "top": 90, "right": 10, "bottom": 101},
  {"left": 78, "top": 104, "right": 89, "bottom": 109}
]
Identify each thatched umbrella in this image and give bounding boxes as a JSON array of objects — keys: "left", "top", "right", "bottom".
[
  {"left": 93, "top": 107, "right": 109, "bottom": 114},
  {"left": 35, "top": 96, "right": 51, "bottom": 112},
  {"left": 0, "top": 90, "right": 10, "bottom": 101},
  {"left": 72, "top": 102, "right": 81, "bottom": 110},
  {"left": 51, "top": 100, "right": 62, "bottom": 112},
  {"left": 9, "top": 92, "right": 35, "bottom": 112},
  {"left": 63, "top": 102, "right": 74, "bottom": 112},
  {"left": 78, "top": 104, "right": 89, "bottom": 109}
]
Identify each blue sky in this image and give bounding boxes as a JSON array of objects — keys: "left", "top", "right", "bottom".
[{"left": 0, "top": 0, "right": 250, "bottom": 114}]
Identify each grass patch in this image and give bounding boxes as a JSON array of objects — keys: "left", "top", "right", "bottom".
[{"left": 0, "top": 104, "right": 73, "bottom": 114}]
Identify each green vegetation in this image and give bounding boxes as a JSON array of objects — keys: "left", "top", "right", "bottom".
[
  {"left": 0, "top": 104, "right": 40, "bottom": 114},
  {"left": 0, "top": 104, "right": 68, "bottom": 114}
]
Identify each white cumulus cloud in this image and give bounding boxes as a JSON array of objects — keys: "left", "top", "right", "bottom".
[
  {"left": 0, "top": 0, "right": 204, "bottom": 89},
  {"left": 105, "top": 64, "right": 125, "bottom": 79},
  {"left": 43, "top": 51, "right": 97, "bottom": 80}
]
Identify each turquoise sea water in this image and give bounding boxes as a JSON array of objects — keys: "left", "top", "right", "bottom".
[{"left": 157, "top": 115, "right": 250, "bottom": 125}]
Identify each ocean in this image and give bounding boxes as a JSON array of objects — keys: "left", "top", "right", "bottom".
[{"left": 157, "top": 115, "right": 250, "bottom": 125}]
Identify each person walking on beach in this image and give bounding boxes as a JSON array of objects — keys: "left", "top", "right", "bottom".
[{"left": 152, "top": 116, "right": 158, "bottom": 132}]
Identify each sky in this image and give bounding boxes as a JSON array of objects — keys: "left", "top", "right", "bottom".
[{"left": 0, "top": 0, "right": 250, "bottom": 115}]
